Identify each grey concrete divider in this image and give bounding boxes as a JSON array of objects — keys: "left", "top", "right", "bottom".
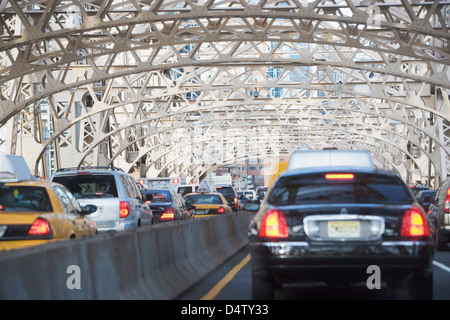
[{"left": 0, "top": 211, "right": 254, "bottom": 299}]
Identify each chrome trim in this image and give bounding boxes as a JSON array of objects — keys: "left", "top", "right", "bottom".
[
  {"left": 255, "top": 240, "right": 429, "bottom": 249},
  {"left": 303, "top": 214, "right": 385, "bottom": 241}
]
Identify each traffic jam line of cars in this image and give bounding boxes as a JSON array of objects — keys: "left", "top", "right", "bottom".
[
  {"left": 247, "top": 149, "right": 446, "bottom": 300},
  {"left": 0, "top": 155, "right": 248, "bottom": 252},
  {"left": 0, "top": 155, "right": 98, "bottom": 251}
]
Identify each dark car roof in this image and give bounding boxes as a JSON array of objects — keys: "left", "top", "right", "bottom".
[
  {"left": 279, "top": 166, "right": 395, "bottom": 178},
  {"left": 417, "top": 190, "right": 436, "bottom": 195},
  {"left": 142, "top": 188, "right": 173, "bottom": 196}
]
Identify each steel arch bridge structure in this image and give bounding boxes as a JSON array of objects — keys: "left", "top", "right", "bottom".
[{"left": 0, "top": 0, "right": 449, "bottom": 187}]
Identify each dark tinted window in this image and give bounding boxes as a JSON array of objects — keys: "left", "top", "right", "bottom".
[
  {"left": 215, "top": 187, "right": 236, "bottom": 198},
  {"left": 0, "top": 186, "right": 53, "bottom": 212},
  {"left": 143, "top": 190, "right": 171, "bottom": 203},
  {"left": 178, "top": 186, "right": 193, "bottom": 196},
  {"left": 268, "top": 172, "right": 413, "bottom": 205},
  {"left": 52, "top": 174, "right": 118, "bottom": 199},
  {"left": 185, "top": 194, "right": 223, "bottom": 204}
]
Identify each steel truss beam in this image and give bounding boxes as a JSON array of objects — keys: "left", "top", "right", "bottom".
[{"left": 0, "top": 0, "right": 449, "bottom": 186}]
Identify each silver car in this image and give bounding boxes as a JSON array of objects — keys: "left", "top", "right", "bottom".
[{"left": 51, "top": 167, "right": 153, "bottom": 232}]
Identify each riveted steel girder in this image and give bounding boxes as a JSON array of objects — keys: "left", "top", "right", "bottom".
[{"left": 0, "top": 0, "right": 449, "bottom": 186}]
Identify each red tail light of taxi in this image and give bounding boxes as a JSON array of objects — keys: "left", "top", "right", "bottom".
[
  {"left": 218, "top": 206, "right": 225, "bottom": 214},
  {"left": 161, "top": 207, "right": 175, "bottom": 220},
  {"left": 234, "top": 197, "right": 238, "bottom": 209},
  {"left": 119, "top": 201, "right": 130, "bottom": 218},
  {"left": 260, "top": 209, "right": 288, "bottom": 238},
  {"left": 401, "top": 207, "right": 429, "bottom": 237},
  {"left": 28, "top": 218, "right": 52, "bottom": 237}
]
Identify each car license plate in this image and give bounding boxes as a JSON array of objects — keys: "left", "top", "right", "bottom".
[
  {"left": 328, "top": 221, "right": 360, "bottom": 238},
  {"left": 195, "top": 209, "right": 206, "bottom": 215},
  {"left": 0, "top": 226, "right": 6, "bottom": 238}
]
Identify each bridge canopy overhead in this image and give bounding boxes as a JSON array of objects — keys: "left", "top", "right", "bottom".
[{"left": 0, "top": 0, "right": 449, "bottom": 187}]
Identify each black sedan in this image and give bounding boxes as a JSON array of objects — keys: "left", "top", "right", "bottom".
[
  {"left": 415, "top": 190, "right": 436, "bottom": 212},
  {"left": 248, "top": 167, "right": 435, "bottom": 300},
  {"left": 142, "top": 188, "right": 190, "bottom": 222}
]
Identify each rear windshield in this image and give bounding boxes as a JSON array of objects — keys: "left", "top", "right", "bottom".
[
  {"left": 268, "top": 172, "right": 413, "bottom": 205},
  {"left": 178, "top": 186, "right": 193, "bottom": 196},
  {"left": 144, "top": 190, "right": 171, "bottom": 203},
  {"left": 185, "top": 194, "right": 223, "bottom": 205},
  {"left": 215, "top": 187, "right": 235, "bottom": 197},
  {"left": 52, "top": 174, "right": 118, "bottom": 199},
  {"left": 0, "top": 186, "right": 53, "bottom": 212}
]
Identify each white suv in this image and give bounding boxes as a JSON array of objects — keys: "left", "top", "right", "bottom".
[{"left": 51, "top": 167, "right": 153, "bottom": 232}]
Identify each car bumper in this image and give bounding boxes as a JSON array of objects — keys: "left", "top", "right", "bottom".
[
  {"left": 438, "top": 225, "right": 450, "bottom": 238},
  {"left": 250, "top": 240, "right": 434, "bottom": 283},
  {"left": 0, "top": 240, "right": 50, "bottom": 251}
]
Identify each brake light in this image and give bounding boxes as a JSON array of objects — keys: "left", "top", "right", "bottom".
[
  {"left": 161, "top": 207, "right": 175, "bottom": 220},
  {"left": 234, "top": 197, "right": 238, "bottom": 208},
  {"left": 119, "top": 201, "right": 130, "bottom": 218},
  {"left": 0, "top": 204, "right": 3, "bottom": 211},
  {"left": 260, "top": 209, "right": 288, "bottom": 238},
  {"left": 325, "top": 173, "right": 355, "bottom": 180},
  {"left": 218, "top": 206, "right": 225, "bottom": 214},
  {"left": 28, "top": 218, "right": 52, "bottom": 237},
  {"left": 443, "top": 189, "right": 450, "bottom": 213},
  {"left": 401, "top": 207, "right": 429, "bottom": 237}
]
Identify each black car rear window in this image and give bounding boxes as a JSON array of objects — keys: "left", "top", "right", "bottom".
[
  {"left": 268, "top": 172, "right": 413, "bottom": 205},
  {"left": 143, "top": 190, "right": 171, "bottom": 203},
  {"left": 52, "top": 174, "right": 118, "bottom": 199},
  {"left": 215, "top": 187, "right": 236, "bottom": 198},
  {"left": 0, "top": 186, "right": 53, "bottom": 212},
  {"left": 185, "top": 194, "right": 223, "bottom": 204}
]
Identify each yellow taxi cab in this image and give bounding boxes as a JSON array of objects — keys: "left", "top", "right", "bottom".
[
  {"left": 0, "top": 155, "right": 97, "bottom": 251},
  {"left": 184, "top": 186, "right": 233, "bottom": 218},
  {"left": 268, "top": 160, "right": 288, "bottom": 189}
]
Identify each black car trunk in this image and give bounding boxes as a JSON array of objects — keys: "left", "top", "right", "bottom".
[{"left": 279, "top": 203, "right": 411, "bottom": 242}]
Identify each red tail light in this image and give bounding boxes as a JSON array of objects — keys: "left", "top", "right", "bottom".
[
  {"left": 234, "top": 197, "right": 238, "bottom": 208},
  {"left": 443, "top": 189, "right": 450, "bottom": 213},
  {"left": 161, "top": 207, "right": 175, "bottom": 220},
  {"left": 119, "top": 201, "right": 130, "bottom": 218},
  {"left": 260, "top": 209, "right": 288, "bottom": 238},
  {"left": 28, "top": 218, "right": 52, "bottom": 237},
  {"left": 218, "top": 206, "right": 225, "bottom": 214},
  {"left": 401, "top": 207, "right": 429, "bottom": 237}
]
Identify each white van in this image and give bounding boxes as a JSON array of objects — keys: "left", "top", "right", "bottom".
[
  {"left": 176, "top": 184, "right": 200, "bottom": 196},
  {"left": 287, "top": 149, "right": 374, "bottom": 171},
  {"left": 138, "top": 177, "right": 186, "bottom": 190}
]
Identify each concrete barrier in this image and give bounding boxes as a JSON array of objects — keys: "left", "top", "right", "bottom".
[{"left": 0, "top": 211, "right": 254, "bottom": 299}]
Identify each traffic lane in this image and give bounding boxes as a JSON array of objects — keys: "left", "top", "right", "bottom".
[{"left": 177, "top": 245, "right": 450, "bottom": 300}]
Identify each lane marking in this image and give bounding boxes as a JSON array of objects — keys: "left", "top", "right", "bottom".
[
  {"left": 433, "top": 260, "right": 450, "bottom": 274},
  {"left": 201, "top": 253, "right": 251, "bottom": 300}
]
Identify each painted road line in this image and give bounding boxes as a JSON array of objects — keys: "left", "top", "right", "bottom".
[
  {"left": 201, "top": 253, "right": 251, "bottom": 300},
  {"left": 433, "top": 260, "right": 450, "bottom": 274}
]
